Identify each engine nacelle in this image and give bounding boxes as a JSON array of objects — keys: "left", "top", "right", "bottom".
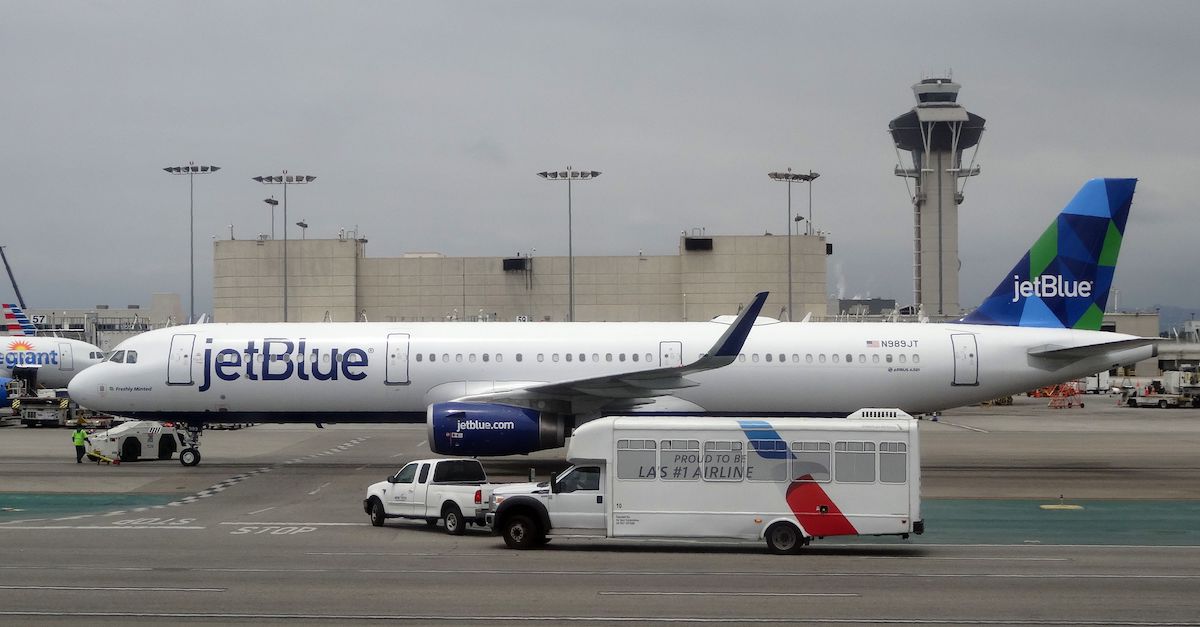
[{"left": 427, "top": 401, "right": 566, "bottom": 456}]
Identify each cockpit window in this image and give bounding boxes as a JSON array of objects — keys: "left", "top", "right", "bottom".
[
  {"left": 125, "top": 350, "right": 138, "bottom": 364},
  {"left": 110, "top": 350, "right": 126, "bottom": 364}
]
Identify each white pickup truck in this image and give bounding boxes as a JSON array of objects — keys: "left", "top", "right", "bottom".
[{"left": 363, "top": 458, "right": 494, "bottom": 535}]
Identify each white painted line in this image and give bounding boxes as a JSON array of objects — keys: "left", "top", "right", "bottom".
[
  {"left": 417, "top": 440, "right": 427, "bottom": 449},
  {"left": 0, "top": 518, "right": 46, "bottom": 525},
  {"left": 599, "top": 591, "right": 859, "bottom": 597},
  {"left": 858, "top": 556, "right": 1070, "bottom": 562},
  {"left": 0, "top": 521, "right": 204, "bottom": 526},
  {"left": 219, "top": 522, "right": 361, "bottom": 526},
  {"left": 308, "top": 481, "right": 332, "bottom": 496},
  {"left": 390, "top": 452, "right": 406, "bottom": 458},
  {"left": 305, "top": 552, "right": 497, "bottom": 557},
  {"left": 247, "top": 507, "right": 276, "bottom": 516},
  {"left": 0, "top": 585, "right": 223, "bottom": 592},
  {"left": 52, "top": 514, "right": 94, "bottom": 521},
  {"left": 937, "top": 420, "right": 989, "bottom": 433}
]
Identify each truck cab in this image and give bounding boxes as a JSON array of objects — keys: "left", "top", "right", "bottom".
[{"left": 363, "top": 458, "right": 494, "bottom": 535}]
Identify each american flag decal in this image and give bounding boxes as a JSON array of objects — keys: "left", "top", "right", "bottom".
[{"left": 865, "top": 340, "right": 879, "bottom": 348}]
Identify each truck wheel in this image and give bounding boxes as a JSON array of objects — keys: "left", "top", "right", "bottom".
[
  {"left": 1159, "top": 400, "right": 1169, "bottom": 409},
  {"left": 501, "top": 514, "right": 542, "bottom": 549},
  {"left": 121, "top": 438, "right": 141, "bottom": 463},
  {"left": 368, "top": 498, "right": 386, "bottom": 527},
  {"left": 179, "top": 448, "right": 201, "bottom": 467},
  {"left": 765, "top": 522, "right": 803, "bottom": 555},
  {"left": 443, "top": 504, "right": 466, "bottom": 536},
  {"left": 158, "top": 434, "right": 176, "bottom": 460}
]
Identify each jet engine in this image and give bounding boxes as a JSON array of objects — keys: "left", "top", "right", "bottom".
[{"left": 427, "top": 401, "right": 566, "bottom": 456}]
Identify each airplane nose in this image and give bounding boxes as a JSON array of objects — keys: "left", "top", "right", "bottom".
[{"left": 67, "top": 368, "right": 100, "bottom": 408}]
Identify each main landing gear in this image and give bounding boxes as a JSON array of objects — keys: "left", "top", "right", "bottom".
[{"left": 179, "top": 422, "right": 203, "bottom": 467}]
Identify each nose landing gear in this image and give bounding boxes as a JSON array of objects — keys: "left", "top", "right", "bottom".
[{"left": 179, "top": 422, "right": 203, "bottom": 466}]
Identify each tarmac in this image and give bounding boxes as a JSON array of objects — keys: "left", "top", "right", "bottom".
[{"left": 1, "top": 395, "right": 1198, "bottom": 625}]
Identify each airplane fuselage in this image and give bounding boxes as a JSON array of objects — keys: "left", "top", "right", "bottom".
[{"left": 68, "top": 319, "right": 1154, "bottom": 422}]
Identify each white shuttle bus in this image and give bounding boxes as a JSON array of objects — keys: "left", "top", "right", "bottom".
[{"left": 487, "top": 409, "right": 922, "bottom": 554}]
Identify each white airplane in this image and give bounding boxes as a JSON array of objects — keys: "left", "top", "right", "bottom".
[
  {"left": 1, "top": 304, "right": 106, "bottom": 389},
  {"left": 68, "top": 179, "right": 1156, "bottom": 466}
]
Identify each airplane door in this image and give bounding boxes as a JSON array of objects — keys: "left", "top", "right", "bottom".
[
  {"left": 167, "top": 334, "right": 196, "bottom": 385},
  {"left": 57, "top": 343, "right": 73, "bottom": 371},
  {"left": 385, "top": 333, "right": 410, "bottom": 385},
  {"left": 659, "top": 341, "right": 683, "bottom": 367},
  {"left": 951, "top": 333, "right": 979, "bottom": 386}
]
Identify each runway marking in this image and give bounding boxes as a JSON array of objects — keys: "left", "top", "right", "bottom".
[
  {"left": 857, "top": 556, "right": 1070, "bottom": 562},
  {"left": 0, "top": 611, "right": 1195, "bottom": 624},
  {"left": 308, "top": 482, "right": 332, "bottom": 496},
  {"left": 599, "top": 591, "right": 859, "bottom": 597},
  {"left": 936, "top": 420, "right": 989, "bottom": 433},
  {"left": 391, "top": 452, "right": 406, "bottom": 458},
  {"left": 247, "top": 507, "right": 276, "bottom": 516},
  {"left": 0, "top": 525, "right": 205, "bottom": 530},
  {"left": 219, "top": 522, "right": 361, "bottom": 526},
  {"left": 0, "top": 585, "right": 222, "bottom": 592},
  {"left": 417, "top": 440, "right": 427, "bottom": 449},
  {"left": 306, "top": 552, "right": 498, "bottom": 557},
  {"left": 0, "top": 518, "right": 46, "bottom": 525}
]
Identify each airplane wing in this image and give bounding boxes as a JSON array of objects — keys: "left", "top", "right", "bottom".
[
  {"left": 1028, "top": 337, "right": 1160, "bottom": 360},
  {"left": 456, "top": 292, "right": 769, "bottom": 412}
]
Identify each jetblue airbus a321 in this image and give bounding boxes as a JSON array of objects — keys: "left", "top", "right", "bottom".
[{"left": 68, "top": 179, "right": 1156, "bottom": 466}]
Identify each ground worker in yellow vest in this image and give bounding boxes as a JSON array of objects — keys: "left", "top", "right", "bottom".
[{"left": 72, "top": 426, "right": 91, "bottom": 463}]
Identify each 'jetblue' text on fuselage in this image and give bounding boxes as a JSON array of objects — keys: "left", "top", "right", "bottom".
[{"left": 198, "top": 339, "right": 368, "bottom": 392}]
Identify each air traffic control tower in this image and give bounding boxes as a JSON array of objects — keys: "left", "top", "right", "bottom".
[{"left": 889, "top": 78, "right": 985, "bottom": 316}]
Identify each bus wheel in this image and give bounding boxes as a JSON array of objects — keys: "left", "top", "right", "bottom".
[
  {"left": 765, "top": 522, "right": 803, "bottom": 555},
  {"left": 501, "top": 515, "right": 542, "bottom": 549}
]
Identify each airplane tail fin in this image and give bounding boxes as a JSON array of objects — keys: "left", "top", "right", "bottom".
[
  {"left": 961, "top": 178, "right": 1136, "bottom": 331},
  {"left": 2, "top": 303, "right": 37, "bottom": 336}
]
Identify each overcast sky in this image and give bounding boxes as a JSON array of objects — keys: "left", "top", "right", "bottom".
[{"left": 3, "top": 1, "right": 1198, "bottom": 317}]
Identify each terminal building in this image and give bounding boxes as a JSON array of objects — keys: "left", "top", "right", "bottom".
[{"left": 212, "top": 232, "right": 833, "bottom": 324}]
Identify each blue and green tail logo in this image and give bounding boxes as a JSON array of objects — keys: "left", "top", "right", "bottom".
[{"left": 962, "top": 178, "right": 1136, "bottom": 330}]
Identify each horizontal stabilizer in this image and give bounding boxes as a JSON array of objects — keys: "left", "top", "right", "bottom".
[{"left": 1028, "top": 337, "right": 1159, "bottom": 360}]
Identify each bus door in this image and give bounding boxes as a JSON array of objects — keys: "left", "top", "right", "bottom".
[
  {"left": 57, "top": 343, "right": 74, "bottom": 371},
  {"left": 550, "top": 465, "right": 605, "bottom": 530},
  {"left": 167, "top": 334, "right": 196, "bottom": 385},
  {"left": 385, "top": 333, "right": 411, "bottom": 385},
  {"left": 659, "top": 341, "right": 682, "bottom": 367},
  {"left": 951, "top": 333, "right": 978, "bottom": 386}
]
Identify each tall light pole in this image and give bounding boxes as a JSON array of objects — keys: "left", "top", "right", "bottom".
[
  {"left": 263, "top": 197, "right": 278, "bottom": 239},
  {"left": 252, "top": 171, "right": 316, "bottom": 322},
  {"left": 768, "top": 168, "right": 818, "bottom": 320},
  {"left": 163, "top": 162, "right": 220, "bottom": 324},
  {"left": 537, "top": 166, "right": 601, "bottom": 322}
]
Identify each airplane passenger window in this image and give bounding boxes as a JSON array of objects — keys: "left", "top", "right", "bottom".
[
  {"left": 516, "top": 353, "right": 523, "bottom": 362},
  {"left": 580, "top": 353, "right": 587, "bottom": 362},
  {"left": 126, "top": 351, "right": 137, "bottom": 364},
  {"left": 591, "top": 353, "right": 598, "bottom": 362},
  {"left": 619, "top": 354, "right": 626, "bottom": 362},
  {"left": 442, "top": 353, "right": 449, "bottom": 362},
  {"left": 765, "top": 353, "right": 773, "bottom": 362},
  {"left": 482, "top": 354, "right": 490, "bottom": 362},
  {"left": 806, "top": 354, "right": 813, "bottom": 364},
  {"left": 469, "top": 354, "right": 476, "bottom": 363},
  {"left": 552, "top": 354, "right": 559, "bottom": 363},
  {"left": 792, "top": 354, "right": 799, "bottom": 363},
  {"left": 496, "top": 354, "right": 503, "bottom": 363},
  {"left": 111, "top": 351, "right": 125, "bottom": 364},
  {"left": 912, "top": 354, "right": 920, "bottom": 364},
  {"left": 537, "top": 354, "right": 544, "bottom": 362},
  {"left": 872, "top": 354, "right": 880, "bottom": 364},
  {"left": 738, "top": 354, "right": 745, "bottom": 363},
  {"left": 832, "top": 354, "right": 839, "bottom": 363},
  {"left": 645, "top": 353, "right": 652, "bottom": 362},
  {"left": 565, "top": 353, "right": 573, "bottom": 362},
  {"left": 779, "top": 354, "right": 786, "bottom": 363},
  {"left": 845, "top": 354, "right": 853, "bottom": 363},
  {"left": 428, "top": 354, "right": 435, "bottom": 362},
  {"left": 858, "top": 354, "right": 866, "bottom": 363},
  {"left": 632, "top": 353, "right": 639, "bottom": 362},
  {"left": 886, "top": 354, "right": 893, "bottom": 363},
  {"left": 752, "top": 354, "right": 760, "bottom": 363},
  {"left": 605, "top": 353, "right": 612, "bottom": 362},
  {"left": 415, "top": 354, "right": 423, "bottom": 362},
  {"left": 456, "top": 354, "right": 463, "bottom": 363},
  {"left": 819, "top": 354, "right": 826, "bottom": 363},
  {"left": 898, "top": 354, "right": 907, "bottom": 363}
]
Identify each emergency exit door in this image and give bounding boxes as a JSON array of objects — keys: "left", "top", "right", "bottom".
[
  {"left": 659, "top": 341, "right": 683, "bottom": 367},
  {"left": 167, "top": 334, "right": 196, "bottom": 385},
  {"left": 951, "top": 333, "right": 978, "bottom": 386},
  {"left": 385, "top": 333, "right": 411, "bottom": 385}
]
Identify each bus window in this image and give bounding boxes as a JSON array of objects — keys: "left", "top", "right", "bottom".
[
  {"left": 746, "top": 440, "right": 788, "bottom": 482},
  {"left": 703, "top": 441, "right": 744, "bottom": 481},
  {"left": 616, "top": 439, "right": 657, "bottom": 480},
  {"left": 879, "top": 442, "right": 907, "bottom": 483},
  {"left": 660, "top": 439, "right": 700, "bottom": 481},
  {"left": 835, "top": 441, "right": 876, "bottom": 482},
  {"left": 790, "top": 441, "right": 831, "bottom": 482}
]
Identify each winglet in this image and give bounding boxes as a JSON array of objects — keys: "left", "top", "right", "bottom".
[{"left": 710, "top": 292, "right": 768, "bottom": 358}]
